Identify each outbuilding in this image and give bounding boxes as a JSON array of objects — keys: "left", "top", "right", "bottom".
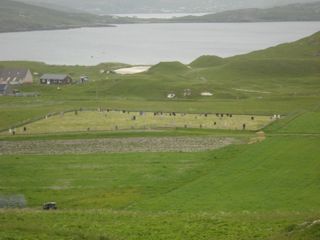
[{"left": 40, "top": 74, "right": 72, "bottom": 85}]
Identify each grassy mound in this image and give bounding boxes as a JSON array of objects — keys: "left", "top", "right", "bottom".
[
  {"left": 148, "top": 61, "right": 190, "bottom": 74},
  {"left": 190, "top": 55, "right": 224, "bottom": 68}
]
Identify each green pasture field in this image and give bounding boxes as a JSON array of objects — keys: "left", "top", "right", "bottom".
[{"left": 0, "top": 134, "right": 319, "bottom": 239}]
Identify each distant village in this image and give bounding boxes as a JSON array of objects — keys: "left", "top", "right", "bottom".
[{"left": 0, "top": 68, "right": 89, "bottom": 96}]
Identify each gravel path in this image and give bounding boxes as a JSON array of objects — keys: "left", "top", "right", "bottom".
[{"left": 0, "top": 137, "right": 235, "bottom": 155}]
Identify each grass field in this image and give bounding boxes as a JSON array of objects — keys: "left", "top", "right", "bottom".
[
  {"left": 2, "top": 110, "right": 273, "bottom": 135},
  {"left": 0, "top": 133, "right": 319, "bottom": 239},
  {"left": 0, "top": 32, "right": 320, "bottom": 239}
]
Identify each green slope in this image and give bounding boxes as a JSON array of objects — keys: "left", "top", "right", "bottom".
[
  {"left": 237, "top": 31, "right": 320, "bottom": 60},
  {"left": 0, "top": 118, "right": 319, "bottom": 239},
  {"left": 132, "top": 135, "right": 320, "bottom": 212}
]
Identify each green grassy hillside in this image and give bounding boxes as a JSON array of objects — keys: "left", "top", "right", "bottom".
[
  {"left": 0, "top": 121, "right": 319, "bottom": 239},
  {"left": 237, "top": 31, "right": 320, "bottom": 60}
]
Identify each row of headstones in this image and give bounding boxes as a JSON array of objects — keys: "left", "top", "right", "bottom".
[
  {"left": 60, "top": 109, "right": 262, "bottom": 123},
  {"left": 54, "top": 108, "right": 265, "bottom": 122},
  {"left": 83, "top": 122, "right": 248, "bottom": 131}
]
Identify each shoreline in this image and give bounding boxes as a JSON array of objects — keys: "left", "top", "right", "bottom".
[{"left": 0, "top": 24, "right": 116, "bottom": 34}]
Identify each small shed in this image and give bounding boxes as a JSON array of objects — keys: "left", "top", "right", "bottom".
[
  {"left": 40, "top": 74, "right": 72, "bottom": 85},
  {"left": 0, "top": 84, "right": 13, "bottom": 96}
]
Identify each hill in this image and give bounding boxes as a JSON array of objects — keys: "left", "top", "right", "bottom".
[
  {"left": 169, "top": 1, "right": 320, "bottom": 22},
  {"left": 190, "top": 55, "right": 225, "bottom": 68},
  {"left": 148, "top": 61, "right": 190, "bottom": 74},
  {"left": 16, "top": 0, "right": 318, "bottom": 14},
  {"left": 0, "top": 0, "right": 136, "bottom": 33}
]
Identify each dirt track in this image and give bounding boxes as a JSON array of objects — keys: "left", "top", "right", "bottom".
[{"left": 0, "top": 137, "right": 235, "bottom": 155}]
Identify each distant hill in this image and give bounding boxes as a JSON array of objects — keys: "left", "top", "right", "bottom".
[
  {"left": 169, "top": 1, "right": 320, "bottom": 22},
  {"left": 0, "top": 0, "right": 135, "bottom": 33},
  {"left": 1, "top": 0, "right": 320, "bottom": 33},
  {"left": 16, "top": 0, "right": 318, "bottom": 15}
]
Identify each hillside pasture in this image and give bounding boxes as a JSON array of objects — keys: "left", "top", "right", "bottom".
[
  {"left": 4, "top": 110, "right": 274, "bottom": 135},
  {"left": 0, "top": 135, "right": 319, "bottom": 239}
]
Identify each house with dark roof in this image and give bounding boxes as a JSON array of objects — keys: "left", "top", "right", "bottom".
[
  {"left": 0, "top": 69, "right": 33, "bottom": 85},
  {"left": 40, "top": 74, "right": 72, "bottom": 85},
  {"left": 0, "top": 84, "right": 13, "bottom": 96}
]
